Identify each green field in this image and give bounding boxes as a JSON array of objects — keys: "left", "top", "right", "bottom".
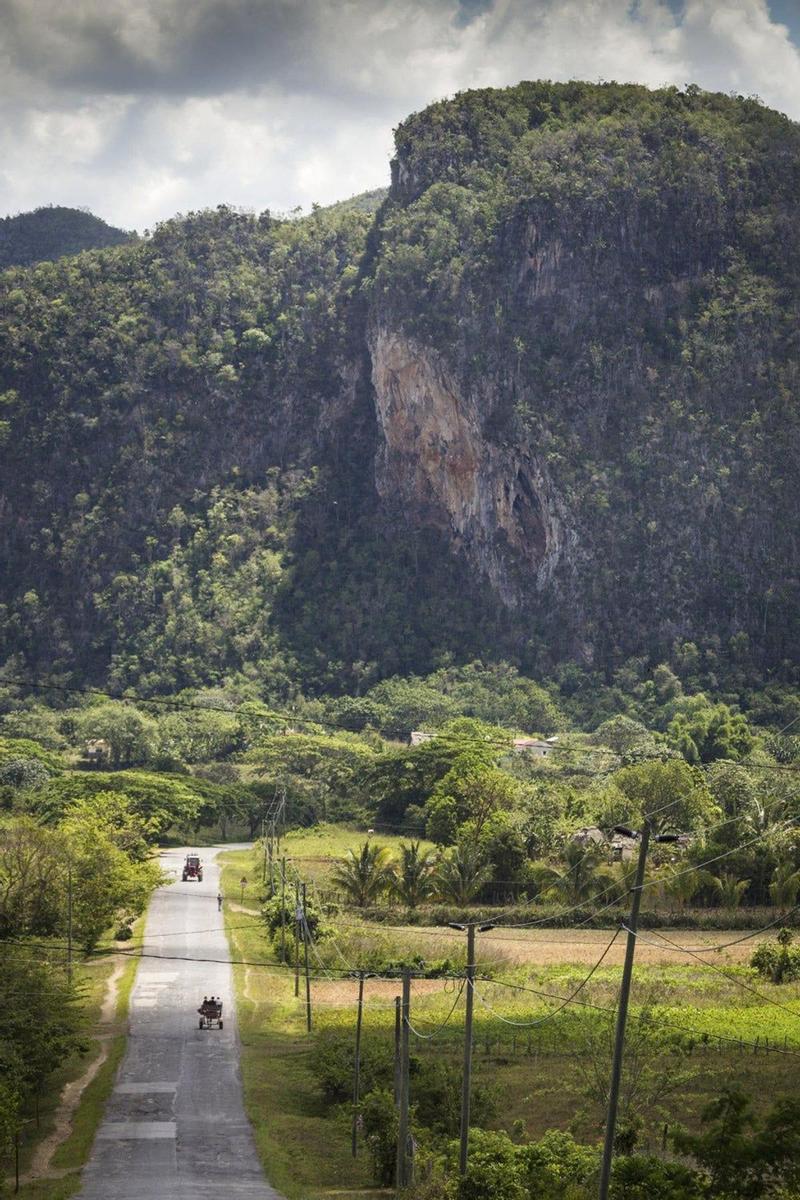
[{"left": 220, "top": 834, "right": 800, "bottom": 1199}]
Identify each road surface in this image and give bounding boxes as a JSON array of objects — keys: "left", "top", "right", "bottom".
[{"left": 78, "top": 846, "right": 283, "bottom": 1200}]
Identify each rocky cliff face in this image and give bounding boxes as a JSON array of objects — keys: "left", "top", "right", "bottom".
[
  {"left": 2, "top": 82, "right": 799, "bottom": 690},
  {"left": 369, "top": 325, "right": 570, "bottom": 606}
]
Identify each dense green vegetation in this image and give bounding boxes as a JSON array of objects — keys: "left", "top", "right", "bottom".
[
  {"left": 3, "top": 79, "right": 800, "bottom": 1197},
  {"left": 1, "top": 83, "right": 799, "bottom": 694},
  {"left": 0, "top": 206, "right": 131, "bottom": 270}
]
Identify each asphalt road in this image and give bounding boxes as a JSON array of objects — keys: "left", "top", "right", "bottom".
[{"left": 78, "top": 846, "right": 284, "bottom": 1200}]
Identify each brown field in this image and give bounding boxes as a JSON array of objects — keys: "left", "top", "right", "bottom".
[{"left": 354, "top": 923, "right": 767, "bottom": 967}]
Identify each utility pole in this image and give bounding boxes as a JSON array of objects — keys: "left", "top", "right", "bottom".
[
  {"left": 449, "top": 921, "right": 494, "bottom": 1176},
  {"left": 280, "top": 857, "right": 287, "bottom": 963},
  {"left": 598, "top": 822, "right": 677, "bottom": 1200},
  {"left": 67, "top": 864, "right": 73, "bottom": 986},
  {"left": 352, "top": 971, "right": 365, "bottom": 1158},
  {"left": 268, "top": 820, "right": 275, "bottom": 898},
  {"left": 459, "top": 923, "right": 476, "bottom": 1177},
  {"left": 394, "top": 995, "right": 401, "bottom": 1106},
  {"left": 294, "top": 880, "right": 301, "bottom": 998},
  {"left": 396, "top": 969, "right": 411, "bottom": 1193},
  {"left": 302, "top": 882, "right": 312, "bottom": 1032}
]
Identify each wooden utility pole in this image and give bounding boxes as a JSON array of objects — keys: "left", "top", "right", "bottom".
[
  {"left": 396, "top": 969, "right": 411, "bottom": 1192},
  {"left": 459, "top": 923, "right": 476, "bottom": 1176},
  {"left": 302, "top": 882, "right": 312, "bottom": 1032},
  {"left": 598, "top": 823, "right": 651, "bottom": 1200},
  {"left": 351, "top": 971, "right": 365, "bottom": 1157},
  {"left": 294, "top": 880, "right": 301, "bottom": 997},
  {"left": 280, "top": 857, "right": 287, "bottom": 962}
]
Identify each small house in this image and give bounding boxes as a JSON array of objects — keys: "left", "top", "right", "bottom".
[
  {"left": 409, "top": 731, "right": 435, "bottom": 746},
  {"left": 84, "top": 738, "right": 111, "bottom": 767},
  {"left": 512, "top": 736, "right": 557, "bottom": 757}
]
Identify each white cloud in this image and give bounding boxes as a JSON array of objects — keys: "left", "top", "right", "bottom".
[{"left": 0, "top": 0, "right": 797, "bottom": 228}]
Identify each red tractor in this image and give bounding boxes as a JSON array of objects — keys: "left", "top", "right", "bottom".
[{"left": 182, "top": 853, "right": 203, "bottom": 882}]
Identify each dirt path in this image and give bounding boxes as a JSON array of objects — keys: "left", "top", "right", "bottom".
[{"left": 22, "top": 958, "right": 127, "bottom": 1184}]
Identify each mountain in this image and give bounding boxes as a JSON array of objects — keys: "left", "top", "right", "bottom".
[
  {"left": 0, "top": 205, "right": 132, "bottom": 269},
  {"left": 1, "top": 83, "right": 799, "bottom": 699}
]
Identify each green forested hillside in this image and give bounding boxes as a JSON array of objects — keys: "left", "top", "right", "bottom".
[
  {"left": 1, "top": 83, "right": 799, "bottom": 702},
  {"left": 0, "top": 205, "right": 131, "bottom": 268}
]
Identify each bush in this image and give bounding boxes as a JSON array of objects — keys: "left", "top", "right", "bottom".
[
  {"left": 448, "top": 1129, "right": 526, "bottom": 1200},
  {"left": 609, "top": 1155, "right": 704, "bottom": 1200},
  {"left": 362, "top": 1088, "right": 398, "bottom": 1186},
  {"left": 414, "top": 1060, "right": 496, "bottom": 1137},
  {"left": 750, "top": 931, "right": 800, "bottom": 983},
  {"left": 312, "top": 1030, "right": 395, "bottom": 1103},
  {"left": 521, "top": 1129, "right": 598, "bottom": 1199}
]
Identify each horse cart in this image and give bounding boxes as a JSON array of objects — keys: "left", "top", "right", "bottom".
[{"left": 198, "top": 996, "right": 223, "bottom": 1029}]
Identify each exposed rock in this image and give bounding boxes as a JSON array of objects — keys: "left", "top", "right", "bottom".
[{"left": 370, "top": 326, "right": 571, "bottom": 606}]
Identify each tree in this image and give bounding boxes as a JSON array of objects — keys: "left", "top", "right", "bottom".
[
  {"left": 708, "top": 869, "right": 750, "bottom": 911},
  {"left": 330, "top": 842, "right": 396, "bottom": 907},
  {"left": 434, "top": 844, "right": 492, "bottom": 904},
  {"left": 666, "top": 695, "right": 754, "bottom": 764},
  {"left": 659, "top": 865, "right": 704, "bottom": 913},
  {"left": 394, "top": 841, "right": 437, "bottom": 909},
  {"left": 0, "top": 947, "right": 85, "bottom": 1126},
  {"left": 613, "top": 760, "right": 719, "bottom": 834},
  {"left": 75, "top": 702, "right": 157, "bottom": 768},
  {"left": 531, "top": 841, "right": 615, "bottom": 907},
  {"left": 674, "top": 1089, "right": 800, "bottom": 1199},
  {"left": 427, "top": 753, "right": 519, "bottom": 839},
  {"left": 769, "top": 861, "right": 800, "bottom": 910},
  {"left": 0, "top": 817, "right": 62, "bottom": 938}
]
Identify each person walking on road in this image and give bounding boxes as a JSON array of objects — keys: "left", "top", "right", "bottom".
[{"left": 217, "top": 892, "right": 223, "bottom": 911}]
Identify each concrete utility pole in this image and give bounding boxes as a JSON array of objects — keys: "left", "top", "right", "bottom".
[
  {"left": 449, "top": 921, "right": 495, "bottom": 1176},
  {"left": 394, "top": 995, "right": 402, "bottom": 1105},
  {"left": 294, "top": 881, "right": 301, "bottom": 998},
  {"left": 598, "top": 824, "right": 678, "bottom": 1200},
  {"left": 67, "top": 864, "right": 73, "bottom": 985},
  {"left": 268, "top": 820, "right": 275, "bottom": 898},
  {"left": 280, "top": 857, "right": 287, "bottom": 963},
  {"left": 396, "top": 969, "right": 412, "bottom": 1192},
  {"left": 301, "top": 882, "right": 312, "bottom": 1032},
  {"left": 351, "top": 971, "right": 365, "bottom": 1158}
]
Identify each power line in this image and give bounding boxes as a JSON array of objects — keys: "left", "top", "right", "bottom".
[
  {"left": 406, "top": 979, "right": 466, "bottom": 1040},
  {"left": 480, "top": 975, "right": 800, "bottom": 1059},
  {"left": 630, "top": 926, "right": 800, "bottom": 1018},
  {"left": 470, "top": 928, "right": 621, "bottom": 1028}
]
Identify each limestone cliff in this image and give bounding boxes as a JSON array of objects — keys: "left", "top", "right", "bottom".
[{"left": 369, "top": 326, "right": 570, "bottom": 606}]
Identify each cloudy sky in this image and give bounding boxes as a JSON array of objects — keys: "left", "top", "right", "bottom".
[{"left": 1, "top": 0, "right": 799, "bottom": 230}]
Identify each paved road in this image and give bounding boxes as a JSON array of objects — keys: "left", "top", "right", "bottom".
[{"left": 79, "top": 846, "right": 283, "bottom": 1200}]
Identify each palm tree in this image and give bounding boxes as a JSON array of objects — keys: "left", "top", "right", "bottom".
[
  {"left": 769, "top": 862, "right": 800, "bottom": 910},
  {"left": 434, "top": 845, "right": 492, "bottom": 905},
  {"left": 531, "top": 842, "right": 615, "bottom": 907},
  {"left": 395, "top": 841, "right": 437, "bottom": 910},
  {"left": 709, "top": 870, "right": 749, "bottom": 911},
  {"left": 660, "top": 866, "right": 704, "bottom": 913},
  {"left": 330, "top": 842, "right": 396, "bottom": 907}
]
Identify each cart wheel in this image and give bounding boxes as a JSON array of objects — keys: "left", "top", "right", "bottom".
[{"left": 219, "top": 1020, "right": 223, "bottom": 1029}]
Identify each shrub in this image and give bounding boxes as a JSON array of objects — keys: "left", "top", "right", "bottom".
[
  {"left": 312, "top": 1030, "right": 395, "bottom": 1103},
  {"left": 521, "top": 1129, "right": 598, "bottom": 1199},
  {"left": 414, "top": 1060, "right": 496, "bottom": 1137},
  {"left": 750, "top": 931, "right": 800, "bottom": 983},
  {"left": 362, "top": 1088, "right": 398, "bottom": 1186}
]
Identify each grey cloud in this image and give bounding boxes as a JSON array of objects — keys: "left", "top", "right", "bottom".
[{"left": 0, "top": 0, "right": 464, "bottom": 103}]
